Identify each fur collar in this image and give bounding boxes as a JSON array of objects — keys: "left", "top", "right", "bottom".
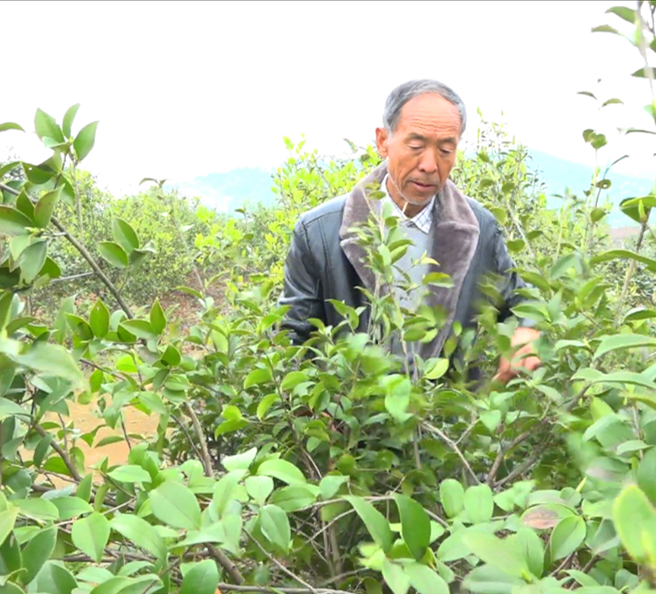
[{"left": 339, "top": 163, "right": 480, "bottom": 359}]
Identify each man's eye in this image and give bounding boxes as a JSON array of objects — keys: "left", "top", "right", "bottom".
[
  {"left": 440, "top": 148, "right": 453, "bottom": 155},
  {"left": 409, "top": 145, "right": 423, "bottom": 151}
]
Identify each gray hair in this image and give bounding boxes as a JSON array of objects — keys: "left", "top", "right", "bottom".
[{"left": 382, "top": 79, "right": 467, "bottom": 135}]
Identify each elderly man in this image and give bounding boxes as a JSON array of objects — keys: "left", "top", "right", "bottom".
[{"left": 279, "top": 79, "right": 540, "bottom": 383}]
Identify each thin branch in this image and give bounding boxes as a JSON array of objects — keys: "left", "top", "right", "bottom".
[
  {"left": 184, "top": 403, "right": 213, "bottom": 477},
  {"left": 216, "top": 585, "right": 352, "bottom": 594},
  {"left": 486, "top": 430, "right": 531, "bottom": 486},
  {"left": 34, "top": 424, "right": 82, "bottom": 482},
  {"left": 49, "top": 271, "right": 95, "bottom": 284},
  {"left": 170, "top": 413, "right": 205, "bottom": 464},
  {"left": 0, "top": 181, "right": 133, "bottom": 318},
  {"left": 421, "top": 421, "right": 480, "bottom": 484},
  {"left": 495, "top": 434, "right": 555, "bottom": 489},
  {"left": 207, "top": 544, "right": 244, "bottom": 585},
  {"left": 245, "top": 531, "right": 318, "bottom": 594}
]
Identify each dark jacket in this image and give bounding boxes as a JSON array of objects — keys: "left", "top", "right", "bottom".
[{"left": 278, "top": 164, "right": 528, "bottom": 359}]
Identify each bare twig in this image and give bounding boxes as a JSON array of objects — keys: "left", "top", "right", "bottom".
[
  {"left": 421, "top": 421, "right": 480, "bottom": 484},
  {"left": 550, "top": 551, "right": 577, "bottom": 578},
  {"left": 208, "top": 544, "right": 244, "bottom": 585},
  {"left": 486, "top": 430, "right": 531, "bottom": 486},
  {"left": 495, "top": 434, "right": 555, "bottom": 489},
  {"left": 216, "top": 585, "right": 352, "bottom": 594},
  {"left": 184, "top": 403, "right": 213, "bottom": 477},
  {"left": 169, "top": 413, "right": 205, "bottom": 465},
  {"left": 34, "top": 424, "right": 82, "bottom": 482},
  {"left": 245, "top": 531, "right": 318, "bottom": 594},
  {"left": 49, "top": 271, "right": 95, "bottom": 284}
]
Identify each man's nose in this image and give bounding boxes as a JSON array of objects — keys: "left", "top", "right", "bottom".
[{"left": 418, "top": 149, "right": 438, "bottom": 173}]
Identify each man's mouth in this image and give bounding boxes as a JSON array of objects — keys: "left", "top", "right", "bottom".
[{"left": 410, "top": 181, "right": 435, "bottom": 190}]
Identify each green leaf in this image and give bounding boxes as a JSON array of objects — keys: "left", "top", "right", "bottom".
[
  {"left": 112, "top": 218, "right": 140, "bottom": 253},
  {"left": 34, "top": 108, "right": 64, "bottom": 143},
  {"left": 0, "top": 206, "right": 32, "bottom": 236},
  {"left": 549, "top": 515, "right": 586, "bottom": 561},
  {"left": 74, "top": 121, "right": 99, "bottom": 162},
  {"left": 120, "top": 320, "right": 157, "bottom": 340},
  {"left": 244, "top": 367, "right": 273, "bottom": 388},
  {"left": 592, "top": 249, "right": 656, "bottom": 272},
  {"left": 425, "top": 358, "right": 449, "bottom": 380},
  {"left": 404, "top": 562, "right": 449, "bottom": 594},
  {"left": 280, "top": 371, "right": 308, "bottom": 391},
  {"left": 97, "top": 242, "right": 129, "bottom": 269},
  {"left": 62, "top": 104, "right": 80, "bottom": 138},
  {"left": 245, "top": 476, "right": 274, "bottom": 506},
  {"left": 149, "top": 480, "right": 201, "bottom": 530},
  {"left": 462, "top": 565, "right": 524, "bottom": 594},
  {"left": 345, "top": 496, "right": 393, "bottom": 554},
  {"left": 440, "top": 479, "right": 465, "bottom": 518},
  {"left": 77, "top": 474, "right": 93, "bottom": 502},
  {"left": 394, "top": 494, "right": 430, "bottom": 561},
  {"left": 382, "top": 559, "right": 410, "bottom": 594},
  {"left": 110, "top": 513, "right": 165, "bottom": 559},
  {"left": 36, "top": 561, "right": 78, "bottom": 594},
  {"left": 52, "top": 496, "right": 93, "bottom": 520},
  {"left": 464, "top": 484, "right": 494, "bottom": 524},
  {"left": 319, "top": 475, "right": 349, "bottom": 499},
  {"left": 269, "top": 485, "right": 318, "bottom": 512},
  {"left": 72, "top": 513, "right": 110, "bottom": 563},
  {"left": 15, "top": 497, "right": 59, "bottom": 522},
  {"left": 89, "top": 299, "right": 110, "bottom": 338},
  {"left": 259, "top": 504, "right": 290, "bottom": 553},
  {"left": 21, "top": 526, "right": 56, "bottom": 585},
  {"left": 515, "top": 528, "right": 544, "bottom": 578},
  {"left": 256, "top": 393, "right": 279, "bottom": 420},
  {"left": 34, "top": 188, "right": 61, "bottom": 228},
  {"left": 0, "top": 398, "right": 29, "bottom": 423},
  {"left": 0, "top": 508, "right": 19, "bottom": 547},
  {"left": 18, "top": 240, "right": 48, "bottom": 284},
  {"left": 638, "top": 448, "right": 656, "bottom": 505},
  {"left": 0, "top": 532, "right": 22, "bottom": 576},
  {"left": 612, "top": 484, "right": 656, "bottom": 565},
  {"left": 15, "top": 192, "right": 35, "bottom": 223},
  {"left": 624, "top": 307, "right": 656, "bottom": 322},
  {"left": 108, "top": 465, "right": 152, "bottom": 484},
  {"left": 179, "top": 560, "right": 219, "bottom": 594},
  {"left": 550, "top": 252, "right": 579, "bottom": 279},
  {"left": 256, "top": 458, "right": 307, "bottom": 485},
  {"left": 149, "top": 299, "right": 166, "bottom": 334},
  {"left": 66, "top": 314, "right": 94, "bottom": 341},
  {"left": 462, "top": 532, "right": 530, "bottom": 579},
  {"left": 0, "top": 123, "right": 24, "bottom": 133},
  {"left": 607, "top": 5, "right": 636, "bottom": 24},
  {"left": 620, "top": 196, "right": 656, "bottom": 223},
  {"left": 223, "top": 447, "right": 257, "bottom": 472},
  {"left": 593, "top": 334, "right": 656, "bottom": 360}
]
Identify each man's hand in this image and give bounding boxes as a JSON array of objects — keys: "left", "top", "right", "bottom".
[{"left": 493, "top": 327, "right": 542, "bottom": 384}]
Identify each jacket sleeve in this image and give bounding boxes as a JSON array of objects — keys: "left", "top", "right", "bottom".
[
  {"left": 492, "top": 225, "right": 534, "bottom": 327},
  {"left": 278, "top": 219, "right": 325, "bottom": 344}
]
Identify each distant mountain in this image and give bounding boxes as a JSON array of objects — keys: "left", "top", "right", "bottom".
[
  {"left": 176, "top": 167, "right": 277, "bottom": 212},
  {"left": 528, "top": 149, "right": 652, "bottom": 228},
  {"left": 177, "top": 151, "right": 652, "bottom": 228}
]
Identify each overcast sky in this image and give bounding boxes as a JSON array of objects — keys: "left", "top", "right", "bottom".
[{"left": 1, "top": 1, "right": 653, "bottom": 196}]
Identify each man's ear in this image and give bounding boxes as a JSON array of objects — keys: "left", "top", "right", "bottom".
[{"left": 375, "top": 127, "right": 389, "bottom": 159}]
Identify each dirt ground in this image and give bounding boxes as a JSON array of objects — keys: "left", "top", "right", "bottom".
[
  {"left": 35, "top": 284, "right": 222, "bottom": 476},
  {"left": 60, "top": 398, "right": 161, "bottom": 471}
]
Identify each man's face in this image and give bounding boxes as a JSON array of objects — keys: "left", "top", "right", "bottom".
[{"left": 376, "top": 93, "right": 461, "bottom": 207}]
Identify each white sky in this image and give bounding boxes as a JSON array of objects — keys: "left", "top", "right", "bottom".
[{"left": 1, "top": 1, "right": 654, "bottom": 197}]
